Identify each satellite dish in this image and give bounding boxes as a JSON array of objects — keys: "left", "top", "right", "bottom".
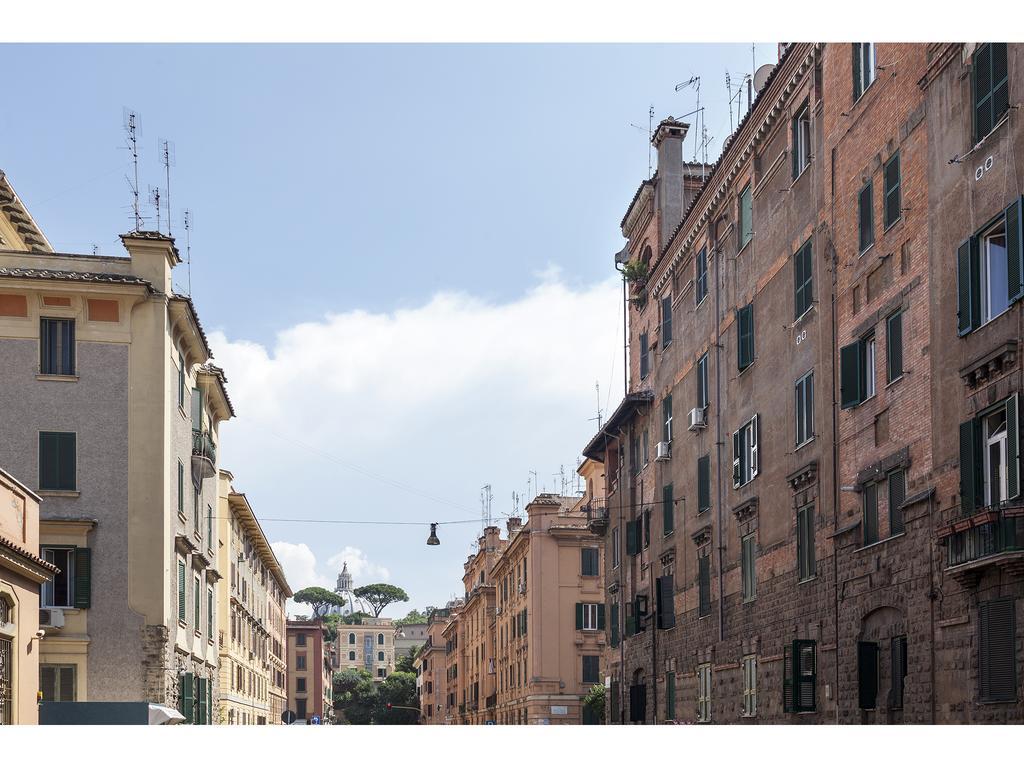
[{"left": 753, "top": 63, "right": 774, "bottom": 94}]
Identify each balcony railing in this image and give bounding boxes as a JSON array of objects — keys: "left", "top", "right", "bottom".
[
  {"left": 192, "top": 429, "right": 217, "bottom": 479},
  {"left": 582, "top": 498, "right": 609, "bottom": 533},
  {"left": 941, "top": 505, "right": 1024, "bottom": 568}
]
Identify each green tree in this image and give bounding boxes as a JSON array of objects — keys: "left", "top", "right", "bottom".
[
  {"left": 395, "top": 646, "right": 420, "bottom": 675},
  {"left": 374, "top": 671, "right": 419, "bottom": 724},
  {"left": 333, "top": 668, "right": 379, "bottom": 725},
  {"left": 293, "top": 586, "right": 344, "bottom": 619},
  {"left": 353, "top": 583, "right": 409, "bottom": 617},
  {"left": 395, "top": 608, "right": 428, "bottom": 626},
  {"left": 583, "top": 684, "right": 606, "bottom": 724}
]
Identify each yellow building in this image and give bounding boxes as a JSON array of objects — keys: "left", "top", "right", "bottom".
[
  {"left": 335, "top": 617, "right": 397, "bottom": 679},
  {"left": 458, "top": 527, "right": 504, "bottom": 724},
  {"left": 0, "top": 170, "right": 234, "bottom": 718},
  {"left": 1, "top": 467, "right": 59, "bottom": 724},
  {"left": 415, "top": 605, "right": 455, "bottom": 723},
  {"left": 216, "top": 470, "right": 291, "bottom": 725}
]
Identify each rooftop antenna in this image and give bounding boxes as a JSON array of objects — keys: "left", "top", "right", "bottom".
[
  {"left": 122, "top": 108, "right": 142, "bottom": 231},
  {"left": 148, "top": 186, "right": 161, "bottom": 234},
  {"left": 183, "top": 209, "right": 193, "bottom": 297},
  {"left": 91, "top": 244, "right": 98, "bottom": 255},
  {"left": 725, "top": 72, "right": 733, "bottom": 133},
  {"left": 674, "top": 76, "right": 701, "bottom": 163},
  {"left": 480, "top": 484, "right": 493, "bottom": 532},
  {"left": 629, "top": 104, "right": 656, "bottom": 179},
  {"left": 512, "top": 491, "right": 520, "bottom": 517},
  {"left": 587, "top": 380, "right": 604, "bottom": 431},
  {"left": 528, "top": 470, "right": 538, "bottom": 501},
  {"left": 160, "top": 139, "right": 176, "bottom": 236}
]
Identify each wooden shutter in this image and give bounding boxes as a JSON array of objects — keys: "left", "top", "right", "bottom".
[
  {"left": 698, "top": 455, "right": 711, "bottom": 511},
  {"left": 859, "top": 183, "right": 874, "bottom": 252},
  {"left": 656, "top": 575, "right": 675, "bottom": 630},
  {"left": 177, "top": 561, "right": 186, "bottom": 622},
  {"left": 960, "top": 419, "right": 982, "bottom": 515},
  {"left": 665, "top": 672, "right": 676, "bottom": 721},
  {"left": 180, "top": 672, "right": 195, "bottom": 724},
  {"left": 732, "top": 430, "right": 742, "bottom": 487},
  {"left": 610, "top": 602, "right": 619, "bottom": 647},
  {"left": 886, "top": 311, "right": 903, "bottom": 383},
  {"left": 698, "top": 555, "right": 710, "bottom": 616},
  {"left": 643, "top": 509, "right": 651, "bottom": 548},
  {"left": 737, "top": 304, "right": 754, "bottom": 370},
  {"left": 863, "top": 483, "right": 878, "bottom": 545},
  {"left": 597, "top": 603, "right": 606, "bottom": 631},
  {"left": 39, "top": 432, "right": 59, "bottom": 490},
  {"left": 957, "top": 238, "right": 977, "bottom": 335},
  {"left": 191, "top": 388, "right": 204, "bottom": 431},
  {"left": 840, "top": 341, "right": 863, "bottom": 408},
  {"left": 890, "top": 636, "right": 907, "bottom": 709},
  {"left": 791, "top": 113, "right": 800, "bottom": 179},
  {"left": 640, "top": 332, "right": 649, "bottom": 379},
  {"left": 888, "top": 469, "right": 906, "bottom": 535},
  {"left": 751, "top": 414, "right": 760, "bottom": 478},
  {"left": 626, "top": 520, "right": 639, "bottom": 556},
  {"left": 852, "top": 44, "right": 862, "bottom": 101},
  {"left": 1007, "top": 394, "right": 1020, "bottom": 500},
  {"left": 58, "top": 433, "right": 75, "bottom": 491},
  {"left": 795, "top": 640, "right": 817, "bottom": 712},
  {"left": 663, "top": 483, "right": 674, "bottom": 534},
  {"left": 857, "top": 641, "right": 879, "bottom": 710},
  {"left": 661, "top": 295, "right": 672, "bottom": 344},
  {"left": 575, "top": 602, "right": 584, "bottom": 630},
  {"left": 783, "top": 644, "right": 794, "bottom": 713},
  {"left": 196, "top": 676, "right": 208, "bottom": 724},
  {"left": 979, "top": 597, "right": 1016, "bottom": 702},
  {"left": 884, "top": 154, "right": 901, "bottom": 228},
  {"left": 1008, "top": 197, "right": 1024, "bottom": 303},
  {"left": 73, "top": 547, "right": 91, "bottom": 609}
]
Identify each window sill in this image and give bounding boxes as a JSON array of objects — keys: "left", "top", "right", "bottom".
[
  {"left": 36, "top": 374, "right": 79, "bottom": 383},
  {"left": 795, "top": 436, "right": 816, "bottom": 452},
  {"left": 971, "top": 112, "right": 1011, "bottom": 155},
  {"left": 882, "top": 216, "right": 903, "bottom": 236},
  {"left": 738, "top": 239, "right": 753, "bottom": 257},
  {"left": 797, "top": 575, "right": 817, "bottom": 586},
  {"left": 695, "top": 295, "right": 708, "bottom": 311},
  {"left": 885, "top": 373, "right": 905, "bottom": 390},
  {"left": 792, "top": 163, "right": 811, "bottom": 185},
  {"left": 177, "top": 511, "right": 187, "bottom": 524},
  {"left": 39, "top": 490, "right": 80, "bottom": 498},
  {"left": 853, "top": 531, "right": 905, "bottom": 554},
  {"left": 858, "top": 243, "right": 875, "bottom": 259}
]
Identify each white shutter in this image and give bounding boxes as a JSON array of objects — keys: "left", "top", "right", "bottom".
[{"left": 750, "top": 415, "right": 760, "bottom": 478}]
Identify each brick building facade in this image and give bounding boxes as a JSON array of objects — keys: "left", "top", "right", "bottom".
[{"left": 583, "top": 42, "right": 1023, "bottom": 724}]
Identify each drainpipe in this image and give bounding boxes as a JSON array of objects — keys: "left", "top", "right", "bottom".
[
  {"left": 710, "top": 215, "right": 726, "bottom": 643},
  {"left": 928, "top": 492, "right": 937, "bottom": 723},
  {"left": 613, "top": 260, "right": 628, "bottom": 725},
  {"left": 829, "top": 144, "right": 841, "bottom": 725}
]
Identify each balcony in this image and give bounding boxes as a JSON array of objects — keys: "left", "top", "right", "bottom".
[
  {"left": 583, "top": 498, "right": 609, "bottom": 535},
  {"left": 939, "top": 505, "right": 1024, "bottom": 586},
  {"left": 192, "top": 429, "right": 217, "bottom": 480}
]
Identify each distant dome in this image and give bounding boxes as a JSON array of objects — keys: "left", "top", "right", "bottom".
[{"left": 328, "top": 561, "right": 373, "bottom": 616}]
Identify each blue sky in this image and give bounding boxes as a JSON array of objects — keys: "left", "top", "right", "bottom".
[{"left": 1, "top": 43, "right": 776, "bottom": 615}]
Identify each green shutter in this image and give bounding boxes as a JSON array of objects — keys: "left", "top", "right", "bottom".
[
  {"left": 597, "top": 604, "right": 606, "bottom": 631},
  {"left": 960, "top": 418, "right": 981, "bottom": 515},
  {"left": 196, "top": 676, "right": 208, "bottom": 724},
  {"left": 886, "top": 311, "right": 903, "bottom": 383},
  {"left": 177, "top": 561, "right": 186, "bottom": 622},
  {"left": 782, "top": 644, "right": 794, "bottom": 713},
  {"left": 698, "top": 455, "right": 710, "bottom": 511},
  {"left": 626, "top": 520, "right": 639, "bottom": 556},
  {"left": 979, "top": 597, "right": 1017, "bottom": 702},
  {"left": 180, "top": 672, "right": 195, "bottom": 724},
  {"left": 1007, "top": 394, "right": 1019, "bottom": 500},
  {"left": 1007, "top": 197, "right": 1024, "bottom": 303},
  {"left": 575, "top": 603, "right": 584, "bottom": 630},
  {"left": 665, "top": 672, "right": 676, "bottom": 721},
  {"left": 792, "top": 113, "right": 799, "bottom": 179},
  {"left": 58, "top": 433, "right": 76, "bottom": 491},
  {"left": 957, "top": 238, "right": 976, "bottom": 335},
  {"left": 840, "top": 341, "right": 863, "bottom": 409},
  {"left": 736, "top": 304, "right": 754, "bottom": 370},
  {"left": 39, "top": 432, "right": 59, "bottom": 490},
  {"left": 73, "top": 547, "right": 91, "bottom": 609},
  {"left": 656, "top": 576, "right": 675, "bottom": 630},
  {"left": 852, "top": 44, "right": 862, "bottom": 101},
  {"left": 662, "top": 484, "right": 674, "bottom": 534},
  {"left": 610, "top": 603, "right": 619, "bottom": 647}
]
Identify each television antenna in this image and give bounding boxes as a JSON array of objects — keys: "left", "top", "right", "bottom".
[
  {"left": 147, "top": 186, "right": 161, "bottom": 233},
  {"left": 629, "top": 104, "right": 655, "bottom": 179},
  {"left": 122, "top": 109, "right": 142, "bottom": 231},
  {"left": 183, "top": 209, "right": 193, "bottom": 297},
  {"left": 160, "top": 139, "right": 176, "bottom": 236},
  {"left": 480, "top": 484, "right": 493, "bottom": 530}
]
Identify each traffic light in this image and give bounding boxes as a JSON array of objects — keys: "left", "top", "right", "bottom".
[{"left": 386, "top": 703, "right": 393, "bottom": 710}]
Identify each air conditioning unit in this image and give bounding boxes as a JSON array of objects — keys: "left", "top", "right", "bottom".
[
  {"left": 495, "top": 606, "right": 503, "bottom": 616},
  {"left": 688, "top": 407, "right": 707, "bottom": 431},
  {"left": 39, "top": 608, "right": 65, "bottom": 629},
  {"left": 518, "top": 582, "right": 526, "bottom": 595},
  {"left": 655, "top": 441, "right": 671, "bottom": 461}
]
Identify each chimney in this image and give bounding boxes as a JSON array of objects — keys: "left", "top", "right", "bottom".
[
  {"left": 652, "top": 118, "right": 690, "bottom": 250},
  {"left": 506, "top": 517, "right": 523, "bottom": 537}
]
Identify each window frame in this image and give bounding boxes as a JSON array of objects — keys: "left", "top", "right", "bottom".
[
  {"left": 41, "top": 546, "right": 75, "bottom": 608},
  {"left": 732, "top": 414, "right": 760, "bottom": 488},
  {"left": 695, "top": 246, "right": 709, "bottom": 306},
  {"left": 38, "top": 431, "right": 77, "bottom": 492},
  {"left": 792, "top": 101, "right": 811, "bottom": 179},
  {"left": 742, "top": 655, "right": 757, "bottom": 717},
  {"left": 795, "top": 370, "right": 815, "bottom": 448},
  {"left": 973, "top": 43, "right": 1009, "bottom": 144},
  {"left": 696, "top": 663, "right": 712, "bottom": 723},
  {"left": 883, "top": 152, "right": 902, "bottom": 231},
  {"left": 39, "top": 317, "right": 76, "bottom": 376},
  {"left": 738, "top": 184, "right": 753, "bottom": 250},
  {"left": 858, "top": 180, "right": 875, "bottom": 255},
  {"left": 793, "top": 239, "right": 814, "bottom": 319},
  {"left": 852, "top": 43, "right": 877, "bottom": 103},
  {"left": 39, "top": 663, "right": 77, "bottom": 703}
]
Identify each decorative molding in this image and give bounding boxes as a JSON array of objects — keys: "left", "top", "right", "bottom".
[
  {"left": 959, "top": 340, "right": 1019, "bottom": 390},
  {"left": 787, "top": 461, "right": 818, "bottom": 492},
  {"left": 691, "top": 525, "right": 712, "bottom": 549},
  {"left": 733, "top": 496, "right": 759, "bottom": 523}
]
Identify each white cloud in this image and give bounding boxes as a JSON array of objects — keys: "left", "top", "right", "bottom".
[
  {"left": 216, "top": 272, "right": 623, "bottom": 614},
  {"left": 271, "top": 541, "right": 390, "bottom": 617}
]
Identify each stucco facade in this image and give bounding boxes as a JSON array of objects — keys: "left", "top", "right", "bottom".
[
  {"left": 286, "top": 619, "right": 333, "bottom": 723},
  {"left": 335, "top": 617, "right": 397, "bottom": 679}
]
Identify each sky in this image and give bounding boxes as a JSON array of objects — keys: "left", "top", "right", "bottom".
[{"left": 0, "top": 43, "right": 776, "bottom": 616}]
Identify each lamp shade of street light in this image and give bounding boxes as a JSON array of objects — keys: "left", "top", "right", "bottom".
[{"left": 426, "top": 523, "right": 440, "bottom": 546}]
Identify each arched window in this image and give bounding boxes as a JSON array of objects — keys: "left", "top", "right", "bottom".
[
  {"left": 377, "top": 633, "right": 385, "bottom": 645},
  {"left": 348, "top": 632, "right": 355, "bottom": 645},
  {"left": 349, "top": 651, "right": 355, "bottom": 661},
  {"left": 641, "top": 244, "right": 652, "bottom": 266},
  {"left": 378, "top": 651, "right": 385, "bottom": 661}
]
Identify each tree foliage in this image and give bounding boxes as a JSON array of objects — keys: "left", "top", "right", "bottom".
[
  {"left": 583, "top": 684, "right": 606, "bottom": 724},
  {"left": 293, "top": 586, "right": 344, "bottom": 619},
  {"left": 374, "top": 671, "right": 419, "bottom": 725},
  {"left": 352, "top": 583, "right": 409, "bottom": 617},
  {"left": 395, "top": 608, "right": 429, "bottom": 626},
  {"left": 395, "top": 646, "right": 420, "bottom": 675},
  {"left": 333, "top": 669, "right": 378, "bottom": 725}
]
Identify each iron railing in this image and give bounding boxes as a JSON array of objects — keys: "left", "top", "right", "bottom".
[
  {"left": 192, "top": 429, "right": 217, "bottom": 466},
  {"left": 943, "top": 506, "right": 1024, "bottom": 568}
]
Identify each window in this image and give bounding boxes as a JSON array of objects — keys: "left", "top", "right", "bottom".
[
  {"left": 697, "top": 553, "right": 711, "bottom": 617},
  {"left": 207, "top": 587, "right": 214, "bottom": 637},
  {"left": 742, "top": 656, "right": 757, "bottom": 717},
  {"left": 609, "top": 602, "right": 619, "bottom": 648},
  {"left": 665, "top": 671, "right": 676, "bottom": 721},
  {"left": 794, "top": 239, "right": 813, "bottom": 318},
  {"left": 852, "top": 43, "right": 876, "bottom": 101},
  {"left": 630, "top": 436, "right": 640, "bottom": 476},
  {"left": 695, "top": 246, "right": 708, "bottom": 305},
  {"left": 348, "top": 632, "right": 355, "bottom": 645},
  {"left": 378, "top": 651, "right": 385, "bottom": 661},
  {"left": 38, "top": 431, "right": 76, "bottom": 492},
  {"left": 883, "top": 153, "right": 901, "bottom": 229},
  {"left": 582, "top": 655, "right": 600, "bottom": 684},
  {"left": 783, "top": 640, "right": 817, "bottom": 712},
  {"left": 858, "top": 181, "right": 874, "bottom": 253},
  {"left": 378, "top": 668, "right": 385, "bottom": 678},
  {"left": 642, "top": 507, "right": 651, "bottom": 549},
  {"left": 206, "top": 504, "right": 213, "bottom": 548},
  {"left": 958, "top": 198, "right": 1023, "bottom": 335},
  {"left": 741, "top": 534, "right": 756, "bottom": 601},
  {"left": 696, "top": 664, "right": 711, "bottom": 722},
  {"left": 296, "top": 654, "right": 306, "bottom": 670},
  {"left": 792, "top": 101, "right": 811, "bottom": 178},
  {"left": 349, "top": 651, "right": 356, "bottom": 661},
  {"left": 960, "top": 395, "right": 1021, "bottom": 515},
  {"left": 639, "top": 332, "right": 649, "bottom": 380},
  {"left": 662, "top": 484, "right": 674, "bottom": 535},
  {"left": 839, "top": 335, "right": 876, "bottom": 408},
  {"left": 795, "top": 371, "right": 814, "bottom": 447},
  {"left": 177, "top": 560, "right": 186, "bottom": 623},
  {"left": 888, "top": 468, "right": 906, "bottom": 536},
  {"left": 697, "top": 454, "right": 711, "bottom": 513},
  {"left": 858, "top": 641, "right": 879, "bottom": 710},
  {"left": 973, "top": 43, "right": 1009, "bottom": 142},
  {"left": 177, "top": 460, "right": 184, "bottom": 514},
  {"left": 296, "top": 677, "right": 307, "bottom": 693},
  {"left": 738, "top": 184, "right": 752, "bottom": 249},
  {"left": 42, "top": 547, "right": 74, "bottom": 607},
  {"left": 296, "top": 698, "right": 307, "bottom": 719},
  {"left": 662, "top": 395, "right": 673, "bottom": 444},
  {"left": 39, "top": 318, "right": 75, "bottom": 375},
  {"left": 40, "top": 664, "right": 76, "bottom": 702},
  {"left": 378, "top": 633, "right": 385, "bottom": 645},
  {"left": 732, "top": 415, "right": 759, "bottom": 488},
  {"left": 980, "top": 597, "right": 1017, "bottom": 702},
  {"left": 178, "top": 352, "right": 186, "bottom": 409},
  {"left": 736, "top": 303, "right": 754, "bottom": 370},
  {"left": 612, "top": 527, "right": 620, "bottom": 569},
  {"left": 642, "top": 429, "right": 649, "bottom": 467},
  {"left": 581, "top": 548, "right": 599, "bottom": 577},
  {"left": 297, "top": 633, "right": 307, "bottom": 646},
  {"left": 890, "top": 636, "right": 908, "bottom": 709},
  {"left": 886, "top": 311, "right": 904, "bottom": 383},
  {"left": 193, "top": 485, "right": 201, "bottom": 533},
  {"left": 797, "top": 504, "right": 816, "bottom": 581},
  {"left": 194, "top": 576, "right": 201, "bottom": 629},
  {"left": 661, "top": 295, "right": 672, "bottom": 346},
  {"left": 697, "top": 353, "right": 709, "bottom": 409},
  {"left": 863, "top": 482, "right": 879, "bottom": 546},
  {"left": 655, "top": 574, "right": 675, "bottom": 630}
]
